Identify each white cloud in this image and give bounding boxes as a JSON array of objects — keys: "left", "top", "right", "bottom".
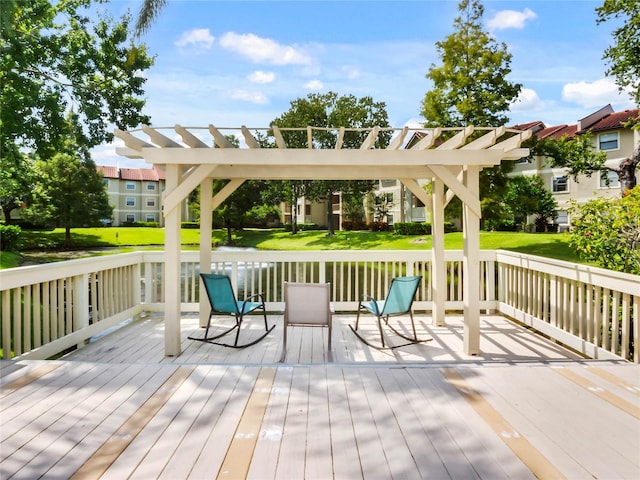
[
  {"left": 175, "top": 28, "right": 215, "bottom": 49},
  {"left": 230, "top": 90, "right": 269, "bottom": 104},
  {"left": 304, "top": 79, "right": 324, "bottom": 91},
  {"left": 562, "top": 78, "right": 632, "bottom": 108},
  {"left": 487, "top": 8, "right": 537, "bottom": 31},
  {"left": 510, "top": 88, "right": 542, "bottom": 111},
  {"left": 248, "top": 70, "right": 275, "bottom": 84},
  {"left": 342, "top": 66, "right": 360, "bottom": 80},
  {"left": 219, "top": 32, "right": 311, "bottom": 65}
]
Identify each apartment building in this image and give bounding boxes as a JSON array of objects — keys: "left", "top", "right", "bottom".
[
  {"left": 374, "top": 105, "right": 639, "bottom": 231},
  {"left": 511, "top": 105, "right": 639, "bottom": 230},
  {"left": 97, "top": 165, "right": 166, "bottom": 226}
]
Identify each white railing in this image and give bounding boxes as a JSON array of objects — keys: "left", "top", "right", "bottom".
[{"left": 0, "top": 250, "right": 637, "bottom": 362}]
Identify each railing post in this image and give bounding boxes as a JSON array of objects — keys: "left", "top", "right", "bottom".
[
  {"left": 73, "top": 274, "right": 89, "bottom": 349},
  {"left": 199, "top": 179, "right": 213, "bottom": 327}
]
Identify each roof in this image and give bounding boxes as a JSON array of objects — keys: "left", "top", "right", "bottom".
[
  {"left": 97, "top": 165, "right": 118, "bottom": 179},
  {"left": 579, "top": 108, "right": 640, "bottom": 133},
  {"left": 537, "top": 124, "right": 578, "bottom": 140},
  {"left": 99, "top": 165, "right": 166, "bottom": 181}
]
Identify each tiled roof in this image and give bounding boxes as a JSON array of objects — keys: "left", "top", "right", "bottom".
[
  {"left": 97, "top": 165, "right": 119, "bottom": 179},
  {"left": 510, "top": 121, "right": 546, "bottom": 133},
  {"left": 537, "top": 124, "right": 577, "bottom": 140},
  {"left": 97, "top": 165, "right": 166, "bottom": 181},
  {"left": 579, "top": 108, "right": 639, "bottom": 133}
]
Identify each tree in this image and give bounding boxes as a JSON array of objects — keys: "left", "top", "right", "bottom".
[
  {"left": 421, "top": 0, "right": 521, "bottom": 127},
  {"left": 134, "top": 0, "right": 167, "bottom": 36},
  {"left": 269, "top": 92, "right": 389, "bottom": 235},
  {"left": 213, "top": 180, "right": 266, "bottom": 245},
  {"left": 0, "top": 144, "right": 35, "bottom": 224},
  {"left": 1, "top": 0, "right": 154, "bottom": 158},
  {"left": 596, "top": 0, "right": 640, "bottom": 105},
  {"left": 420, "top": 0, "right": 522, "bottom": 224},
  {"left": 568, "top": 186, "right": 640, "bottom": 274},
  {"left": 25, "top": 153, "right": 113, "bottom": 247},
  {"left": 503, "top": 175, "right": 558, "bottom": 231}
]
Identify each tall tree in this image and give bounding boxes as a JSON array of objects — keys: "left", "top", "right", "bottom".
[
  {"left": 503, "top": 175, "right": 558, "bottom": 231},
  {"left": 134, "top": 0, "right": 167, "bottom": 36},
  {"left": 0, "top": 144, "right": 35, "bottom": 223},
  {"left": 1, "top": 0, "right": 154, "bottom": 157},
  {"left": 421, "top": 0, "right": 521, "bottom": 127},
  {"left": 596, "top": 0, "right": 640, "bottom": 105},
  {"left": 269, "top": 92, "right": 389, "bottom": 235},
  {"left": 420, "top": 0, "right": 522, "bottom": 224}
]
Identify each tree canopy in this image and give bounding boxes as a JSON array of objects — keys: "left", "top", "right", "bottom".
[
  {"left": 596, "top": 0, "right": 640, "bottom": 105},
  {"left": 1, "top": 0, "right": 154, "bottom": 158},
  {"left": 420, "top": 0, "right": 521, "bottom": 127}
]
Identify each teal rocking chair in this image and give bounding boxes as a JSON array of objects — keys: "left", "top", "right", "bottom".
[
  {"left": 350, "top": 275, "right": 431, "bottom": 349},
  {"left": 189, "top": 273, "right": 275, "bottom": 348}
]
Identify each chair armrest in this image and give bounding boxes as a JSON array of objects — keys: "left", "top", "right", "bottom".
[{"left": 244, "top": 292, "right": 265, "bottom": 303}]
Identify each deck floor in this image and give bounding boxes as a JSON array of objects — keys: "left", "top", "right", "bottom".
[{"left": 1, "top": 313, "right": 639, "bottom": 479}]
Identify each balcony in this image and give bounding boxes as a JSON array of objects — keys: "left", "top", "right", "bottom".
[{"left": 1, "top": 250, "right": 638, "bottom": 479}]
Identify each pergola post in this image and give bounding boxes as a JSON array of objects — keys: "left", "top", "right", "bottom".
[
  {"left": 462, "top": 165, "right": 481, "bottom": 355},
  {"left": 199, "top": 178, "right": 213, "bottom": 327},
  {"left": 431, "top": 177, "right": 446, "bottom": 327},
  {"left": 164, "top": 164, "right": 182, "bottom": 356}
]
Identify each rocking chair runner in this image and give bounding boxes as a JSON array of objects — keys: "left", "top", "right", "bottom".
[
  {"left": 350, "top": 275, "right": 432, "bottom": 349},
  {"left": 188, "top": 273, "right": 275, "bottom": 348}
]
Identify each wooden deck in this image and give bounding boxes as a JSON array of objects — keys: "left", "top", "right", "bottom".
[{"left": 1, "top": 313, "right": 639, "bottom": 479}]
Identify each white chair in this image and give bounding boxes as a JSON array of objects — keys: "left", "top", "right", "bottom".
[{"left": 280, "top": 282, "right": 333, "bottom": 362}]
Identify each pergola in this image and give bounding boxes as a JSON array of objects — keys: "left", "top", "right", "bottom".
[{"left": 115, "top": 124, "right": 531, "bottom": 357}]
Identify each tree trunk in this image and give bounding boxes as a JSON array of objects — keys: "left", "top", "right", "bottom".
[
  {"left": 618, "top": 148, "right": 638, "bottom": 195},
  {"left": 326, "top": 190, "right": 334, "bottom": 236},
  {"left": 1, "top": 206, "right": 12, "bottom": 224},
  {"left": 64, "top": 226, "right": 72, "bottom": 248}
]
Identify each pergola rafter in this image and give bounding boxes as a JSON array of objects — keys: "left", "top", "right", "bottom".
[{"left": 115, "top": 124, "right": 532, "bottom": 357}]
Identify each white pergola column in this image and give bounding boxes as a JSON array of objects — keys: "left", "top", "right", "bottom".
[
  {"left": 199, "top": 178, "right": 213, "bottom": 327},
  {"left": 462, "top": 165, "right": 481, "bottom": 355},
  {"left": 431, "top": 177, "right": 446, "bottom": 327},
  {"left": 164, "top": 164, "right": 182, "bottom": 356}
]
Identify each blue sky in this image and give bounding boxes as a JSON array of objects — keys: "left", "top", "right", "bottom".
[{"left": 95, "top": 0, "right": 636, "bottom": 168}]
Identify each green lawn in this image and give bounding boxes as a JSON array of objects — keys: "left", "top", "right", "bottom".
[{"left": 1, "top": 227, "right": 581, "bottom": 269}]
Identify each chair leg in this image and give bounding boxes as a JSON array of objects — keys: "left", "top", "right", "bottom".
[
  {"left": 377, "top": 315, "right": 386, "bottom": 348},
  {"left": 279, "top": 323, "right": 288, "bottom": 363}
]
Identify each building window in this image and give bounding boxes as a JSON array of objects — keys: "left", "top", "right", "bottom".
[
  {"left": 146, "top": 182, "right": 156, "bottom": 191},
  {"left": 146, "top": 198, "right": 156, "bottom": 207},
  {"left": 103, "top": 179, "right": 109, "bottom": 186},
  {"left": 413, "top": 197, "right": 425, "bottom": 208},
  {"left": 600, "top": 170, "right": 620, "bottom": 188},
  {"left": 146, "top": 214, "right": 156, "bottom": 222},
  {"left": 598, "top": 132, "right": 619, "bottom": 151},
  {"left": 126, "top": 197, "right": 135, "bottom": 206},
  {"left": 126, "top": 181, "right": 136, "bottom": 190},
  {"left": 305, "top": 204, "right": 311, "bottom": 215},
  {"left": 126, "top": 214, "right": 135, "bottom": 222},
  {"left": 384, "top": 192, "right": 394, "bottom": 202},
  {"left": 555, "top": 210, "right": 568, "bottom": 224},
  {"left": 380, "top": 179, "right": 397, "bottom": 188},
  {"left": 552, "top": 176, "right": 568, "bottom": 193}
]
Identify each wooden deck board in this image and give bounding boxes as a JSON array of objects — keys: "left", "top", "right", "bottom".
[{"left": 1, "top": 312, "right": 638, "bottom": 480}]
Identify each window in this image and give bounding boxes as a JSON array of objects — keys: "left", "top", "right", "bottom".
[
  {"left": 146, "top": 214, "right": 156, "bottom": 222},
  {"left": 413, "top": 197, "right": 425, "bottom": 208},
  {"left": 126, "top": 214, "right": 135, "bottom": 222},
  {"left": 598, "top": 132, "right": 619, "bottom": 151},
  {"left": 103, "top": 179, "right": 109, "bottom": 186},
  {"left": 555, "top": 211, "right": 568, "bottom": 224},
  {"left": 146, "top": 198, "right": 156, "bottom": 207},
  {"left": 380, "top": 179, "right": 397, "bottom": 187},
  {"left": 126, "top": 197, "right": 135, "bottom": 206},
  {"left": 126, "top": 182, "right": 136, "bottom": 190},
  {"left": 600, "top": 170, "right": 620, "bottom": 188},
  {"left": 146, "top": 182, "right": 156, "bottom": 191},
  {"left": 384, "top": 192, "right": 394, "bottom": 202},
  {"left": 552, "top": 176, "right": 568, "bottom": 193}
]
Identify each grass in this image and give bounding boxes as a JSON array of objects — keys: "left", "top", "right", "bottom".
[{"left": 1, "top": 227, "right": 581, "bottom": 269}]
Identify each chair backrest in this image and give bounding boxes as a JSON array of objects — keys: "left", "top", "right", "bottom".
[
  {"left": 284, "top": 282, "right": 331, "bottom": 326},
  {"left": 381, "top": 276, "right": 422, "bottom": 316},
  {"left": 200, "top": 273, "right": 239, "bottom": 314}
]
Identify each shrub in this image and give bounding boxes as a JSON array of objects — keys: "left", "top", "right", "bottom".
[
  {"left": 342, "top": 220, "right": 368, "bottom": 231},
  {"left": 121, "top": 221, "right": 160, "bottom": 228},
  {"left": 393, "top": 222, "right": 432, "bottom": 235},
  {"left": 0, "top": 224, "right": 22, "bottom": 251},
  {"left": 181, "top": 222, "right": 199, "bottom": 229},
  {"left": 368, "top": 221, "right": 388, "bottom": 232}
]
